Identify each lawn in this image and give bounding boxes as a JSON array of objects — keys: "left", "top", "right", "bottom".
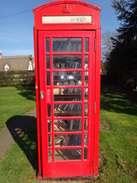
[
  {"left": 99, "top": 85, "right": 137, "bottom": 183},
  {"left": 0, "top": 85, "right": 137, "bottom": 182},
  {"left": 0, "top": 87, "right": 36, "bottom": 130}
]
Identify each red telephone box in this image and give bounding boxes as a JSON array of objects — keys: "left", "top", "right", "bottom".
[{"left": 33, "top": 0, "right": 101, "bottom": 179}]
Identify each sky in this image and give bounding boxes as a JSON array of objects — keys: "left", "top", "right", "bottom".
[{"left": 0, "top": 0, "right": 119, "bottom": 56}]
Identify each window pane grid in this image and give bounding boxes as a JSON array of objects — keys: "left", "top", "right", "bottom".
[{"left": 46, "top": 36, "right": 89, "bottom": 162}]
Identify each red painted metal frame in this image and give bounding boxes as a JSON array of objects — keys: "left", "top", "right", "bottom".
[
  {"left": 33, "top": 0, "right": 101, "bottom": 179},
  {"left": 38, "top": 31, "right": 95, "bottom": 178}
]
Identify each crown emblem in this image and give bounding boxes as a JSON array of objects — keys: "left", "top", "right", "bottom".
[{"left": 62, "top": 4, "right": 72, "bottom": 13}]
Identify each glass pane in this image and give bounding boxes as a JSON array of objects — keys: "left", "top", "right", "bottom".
[
  {"left": 54, "top": 119, "right": 82, "bottom": 132},
  {"left": 53, "top": 55, "right": 82, "bottom": 69},
  {"left": 84, "top": 88, "right": 88, "bottom": 101},
  {"left": 84, "top": 72, "right": 88, "bottom": 85},
  {"left": 54, "top": 149, "right": 81, "bottom": 161},
  {"left": 46, "top": 38, "right": 50, "bottom": 52},
  {"left": 54, "top": 135, "right": 65, "bottom": 146},
  {"left": 84, "top": 134, "right": 88, "bottom": 146},
  {"left": 46, "top": 55, "right": 50, "bottom": 69},
  {"left": 85, "top": 38, "right": 89, "bottom": 52},
  {"left": 70, "top": 120, "right": 82, "bottom": 131},
  {"left": 53, "top": 38, "right": 82, "bottom": 52},
  {"left": 48, "top": 120, "right": 52, "bottom": 132},
  {"left": 54, "top": 104, "right": 82, "bottom": 116},
  {"left": 48, "top": 149, "right": 52, "bottom": 162},
  {"left": 54, "top": 134, "right": 82, "bottom": 147},
  {"left": 46, "top": 72, "right": 51, "bottom": 85},
  {"left": 84, "top": 119, "right": 88, "bottom": 131},
  {"left": 47, "top": 104, "right": 51, "bottom": 117},
  {"left": 84, "top": 148, "right": 87, "bottom": 159},
  {"left": 84, "top": 55, "right": 88, "bottom": 69},
  {"left": 48, "top": 135, "right": 52, "bottom": 147},
  {"left": 84, "top": 104, "right": 88, "bottom": 116},
  {"left": 53, "top": 72, "right": 82, "bottom": 86},
  {"left": 53, "top": 88, "right": 82, "bottom": 101}
]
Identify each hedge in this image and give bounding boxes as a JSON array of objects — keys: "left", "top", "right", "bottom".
[{"left": 0, "top": 71, "right": 35, "bottom": 87}]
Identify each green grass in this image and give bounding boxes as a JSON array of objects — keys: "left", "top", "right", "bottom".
[
  {"left": 0, "top": 87, "right": 36, "bottom": 130},
  {"left": 0, "top": 85, "right": 137, "bottom": 182},
  {"left": 99, "top": 85, "right": 137, "bottom": 183},
  {"left": 0, "top": 123, "right": 37, "bottom": 183}
]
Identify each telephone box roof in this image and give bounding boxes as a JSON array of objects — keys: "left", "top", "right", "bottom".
[{"left": 33, "top": 0, "right": 101, "bottom": 13}]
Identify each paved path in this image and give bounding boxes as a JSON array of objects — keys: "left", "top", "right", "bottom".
[{"left": 0, "top": 108, "right": 36, "bottom": 158}]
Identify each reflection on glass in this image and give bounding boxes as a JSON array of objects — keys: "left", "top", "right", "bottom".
[
  {"left": 47, "top": 104, "right": 51, "bottom": 117},
  {"left": 54, "top": 134, "right": 82, "bottom": 147},
  {"left": 53, "top": 72, "right": 82, "bottom": 86},
  {"left": 48, "top": 120, "right": 51, "bottom": 132},
  {"left": 84, "top": 119, "right": 88, "bottom": 131},
  {"left": 54, "top": 120, "right": 82, "bottom": 132},
  {"left": 53, "top": 55, "right": 82, "bottom": 69},
  {"left": 46, "top": 72, "right": 51, "bottom": 85},
  {"left": 84, "top": 104, "right": 88, "bottom": 116},
  {"left": 54, "top": 104, "right": 82, "bottom": 116},
  {"left": 53, "top": 38, "right": 82, "bottom": 52},
  {"left": 84, "top": 88, "right": 88, "bottom": 101},
  {"left": 84, "top": 148, "right": 87, "bottom": 159},
  {"left": 46, "top": 56, "right": 50, "bottom": 69},
  {"left": 53, "top": 88, "right": 82, "bottom": 101},
  {"left": 85, "top": 38, "right": 89, "bottom": 52},
  {"left": 48, "top": 150, "right": 52, "bottom": 162},
  {"left": 46, "top": 38, "right": 50, "bottom": 52},
  {"left": 54, "top": 149, "right": 81, "bottom": 161},
  {"left": 84, "top": 72, "right": 88, "bottom": 85},
  {"left": 84, "top": 55, "right": 88, "bottom": 69}
]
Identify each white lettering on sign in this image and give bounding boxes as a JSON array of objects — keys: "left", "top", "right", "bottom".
[{"left": 42, "top": 16, "right": 92, "bottom": 24}]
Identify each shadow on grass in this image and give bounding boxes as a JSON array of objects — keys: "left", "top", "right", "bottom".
[
  {"left": 6, "top": 115, "right": 38, "bottom": 172},
  {"left": 16, "top": 86, "right": 36, "bottom": 101},
  {"left": 101, "top": 84, "right": 137, "bottom": 116}
]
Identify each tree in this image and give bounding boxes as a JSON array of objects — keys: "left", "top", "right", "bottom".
[
  {"left": 101, "top": 32, "right": 116, "bottom": 62},
  {"left": 108, "top": 0, "right": 137, "bottom": 88}
]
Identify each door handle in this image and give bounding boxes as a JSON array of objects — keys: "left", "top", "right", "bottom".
[{"left": 40, "top": 91, "right": 44, "bottom": 99}]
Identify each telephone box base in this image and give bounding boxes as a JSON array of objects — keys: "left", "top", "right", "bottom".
[{"left": 37, "top": 174, "right": 99, "bottom": 181}]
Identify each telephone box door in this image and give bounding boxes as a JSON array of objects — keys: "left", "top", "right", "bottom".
[{"left": 38, "top": 31, "right": 96, "bottom": 178}]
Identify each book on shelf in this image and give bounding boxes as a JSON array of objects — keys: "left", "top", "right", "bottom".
[
  {"left": 63, "top": 104, "right": 69, "bottom": 111},
  {"left": 72, "top": 43, "right": 77, "bottom": 52},
  {"left": 64, "top": 135, "right": 71, "bottom": 146},
  {"left": 84, "top": 119, "right": 88, "bottom": 131},
  {"left": 62, "top": 42, "right": 68, "bottom": 51},
  {"left": 69, "top": 120, "right": 74, "bottom": 131},
  {"left": 70, "top": 120, "right": 81, "bottom": 131},
  {"left": 77, "top": 43, "right": 82, "bottom": 52},
  {"left": 57, "top": 120, "right": 67, "bottom": 129},
  {"left": 66, "top": 42, "right": 71, "bottom": 52}
]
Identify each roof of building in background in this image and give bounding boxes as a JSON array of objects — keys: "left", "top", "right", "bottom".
[{"left": 0, "top": 55, "right": 34, "bottom": 71}]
